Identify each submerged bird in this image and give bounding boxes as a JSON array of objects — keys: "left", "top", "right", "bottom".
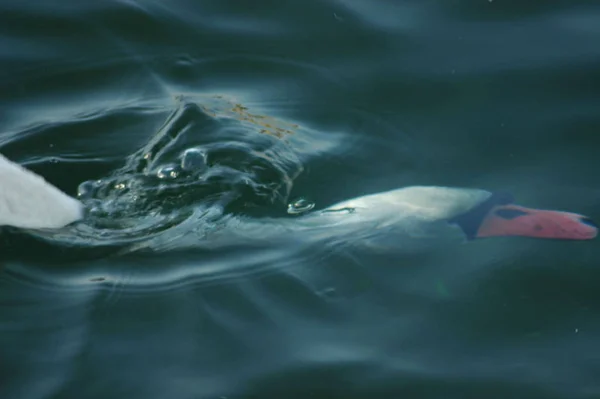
[{"left": 0, "top": 153, "right": 595, "bottom": 252}]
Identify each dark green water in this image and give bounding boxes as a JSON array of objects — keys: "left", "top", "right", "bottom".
[{"left": 1, "top": 1, "right": 600, "bottom": 398}]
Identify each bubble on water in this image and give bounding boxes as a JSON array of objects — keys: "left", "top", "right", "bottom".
[
  {"left": 180, "top": 148, "right": 207, "bottom": 172},
  {"left": 156, "top": 164, "right": 181, "bottom": 180},
  {"left": 287, "top": 197, "right": 315, "bottom": 215},
  {"left": 77, "top": 180, "right": 99, "bottom": 199}
]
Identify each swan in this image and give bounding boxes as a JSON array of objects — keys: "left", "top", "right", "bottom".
[{"left": 0, "top": 154, "right": 595, "bottom": 244}]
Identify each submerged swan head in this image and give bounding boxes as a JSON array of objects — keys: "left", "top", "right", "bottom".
[{"left": 322, "top": 186, "right": 598, "bottom": 241}]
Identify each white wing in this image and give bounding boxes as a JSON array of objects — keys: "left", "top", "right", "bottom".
[{"left": 0, "top": 154, "right": 84, "bottom": 229}]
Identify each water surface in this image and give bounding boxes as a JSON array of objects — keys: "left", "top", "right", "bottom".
[{"left": 1, "top": 1, "right": 599, "bottom": 398}]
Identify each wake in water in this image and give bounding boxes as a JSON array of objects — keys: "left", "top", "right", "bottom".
[
  {"left": 0, "top": 94, "right": 332, "bottom": 259},
  {"left": 0, "top": 94, "right": 596, "bottom": 263}
]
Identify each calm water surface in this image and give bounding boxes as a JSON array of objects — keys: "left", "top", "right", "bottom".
[{"left": 1, "top": 1, "right": 600, "bottom": 398}]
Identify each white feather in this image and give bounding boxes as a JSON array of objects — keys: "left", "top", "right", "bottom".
[{"left": 0, "top": 154, "right": 84, "bottom": 229}]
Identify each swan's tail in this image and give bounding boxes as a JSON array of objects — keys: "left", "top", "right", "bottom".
[{"left": 0, "top": 154, "right": 84, "bottom": 229}]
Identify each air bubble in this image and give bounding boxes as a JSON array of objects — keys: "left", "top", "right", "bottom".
[
  {"left": 77, "top": 180, "right": 99, "bottom": 199},
  {"left": 156, "top": 164, "right": 181, "bottom": 180},
  {"left": 181, "top": 148, "right": 207, "bottom": 172},
  {"left": 287, "top": 197, "right": 315, "bottom": 215}
]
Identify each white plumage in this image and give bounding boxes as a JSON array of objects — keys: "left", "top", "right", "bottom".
[{"left": 0, "top": 154, "right": 84, "bottom": 229}]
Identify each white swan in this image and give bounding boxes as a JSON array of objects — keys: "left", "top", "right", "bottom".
[{"left": 0, "top": 154, "right": 595, "bottom": 241}]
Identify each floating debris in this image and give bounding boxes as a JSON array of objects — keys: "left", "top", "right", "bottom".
[{"left": 194, "top": 94, "right": 300, "bottom": 138}]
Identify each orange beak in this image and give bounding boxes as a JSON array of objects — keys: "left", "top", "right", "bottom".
[{"left": 476, "top": 204, "right": 598, "bottom": 240}]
